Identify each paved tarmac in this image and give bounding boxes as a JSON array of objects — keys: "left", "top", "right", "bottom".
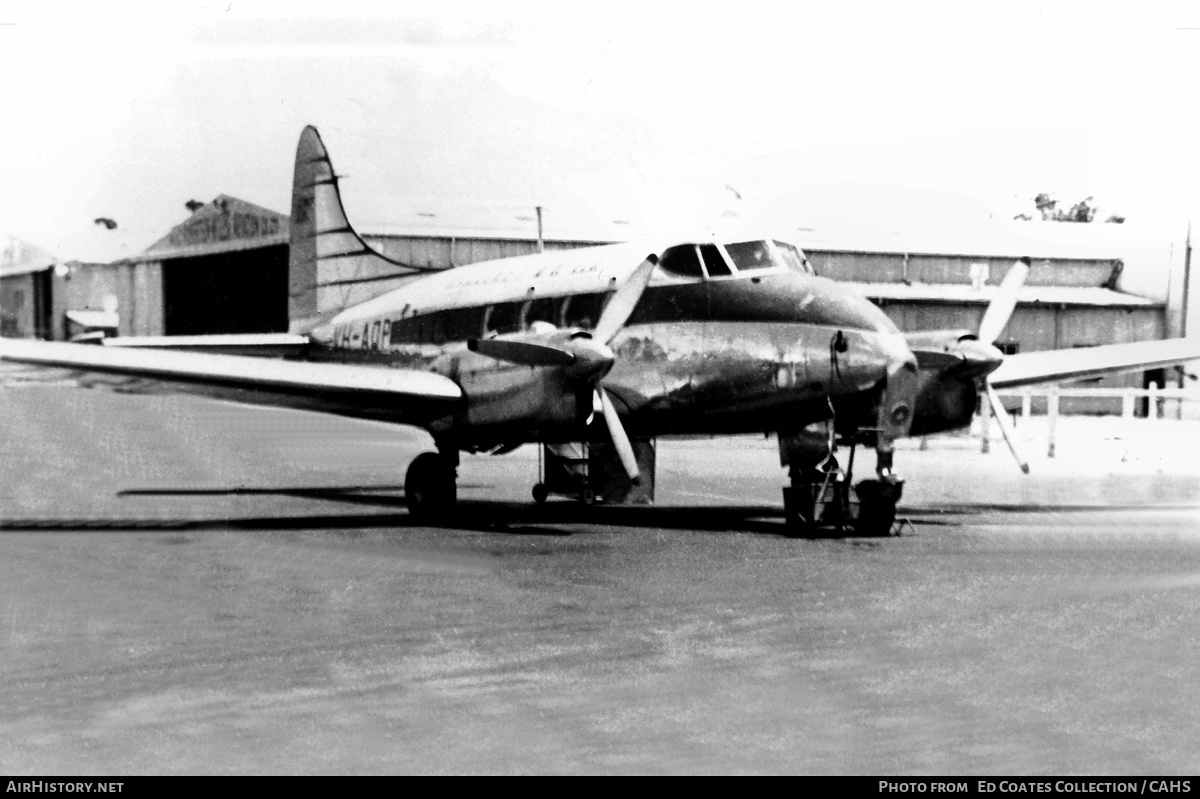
[{"left": 2, "top": 381, "right": 1200, "bottom": 774}]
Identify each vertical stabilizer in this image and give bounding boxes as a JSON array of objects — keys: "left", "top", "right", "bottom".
[{"left": 288, "top": 126, "right": 435, "bottom": 334}]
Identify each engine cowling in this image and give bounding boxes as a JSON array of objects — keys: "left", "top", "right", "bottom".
[
  {"left": 910, "top": 368, "right": 978, "bottom": 436},
  {"left": 905, "top": 329, "right": 990, "bottom": 437}
]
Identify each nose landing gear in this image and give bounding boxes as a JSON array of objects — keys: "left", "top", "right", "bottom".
[{"left": 780, "top": 429, "right": 905, "bottom": 538}]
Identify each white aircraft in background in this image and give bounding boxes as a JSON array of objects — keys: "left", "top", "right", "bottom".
[{"left": 3, "top": 126, "right": 1198, "bottom": 536}]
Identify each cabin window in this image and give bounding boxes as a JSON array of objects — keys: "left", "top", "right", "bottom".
[
  {"left": 484, "top": 301, "right": 523, "bottom": 335},
  {"left": 414, "top": 315, "right": 430, "bottom": 344},
  {"left": 523, "top": 296, "right": 559, "bottom": 328},
  {"left": 725, "top": 240, "right": 774, "bottom": 271},
  {"left": 429, "top": 312, "right": 449, "bottom": 344},
  {"left": 390, "top": 316, "right": 417, "bottom": 345},
  {"left": 698, "top": 244, "right": 732, "bottom": 277},
  {"left": 561, "top": 292, "right": 608, "bottom": 329},
  {"left": 444, "top": 307, "right": 486, "bottom": 341},
  {"left": 658, "top": 245, "right": 705, "bottom": 278}
]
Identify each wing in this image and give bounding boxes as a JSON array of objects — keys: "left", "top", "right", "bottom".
[
  {"left": 989, "top": 338, "right": 1200, "bottom": 390},
  {"left": 0, "top": 338, "right": 463, "bottom": 426}
]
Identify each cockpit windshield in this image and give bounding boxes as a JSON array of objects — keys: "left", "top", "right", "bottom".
[
  {"left": 698, "top": 244, "right": 732, "bottom": 276},
  {"left": 658, "top": 245, "right": 705, "bottom": 278},
  {"left": 724, "top": 240, "right": 774, "bottom": 271},
  {"left": 771, "top": 240, "right": 813, "bottom": 274},
  {"left": 658, "top": 240, "right": 814, "bottom": 279}
]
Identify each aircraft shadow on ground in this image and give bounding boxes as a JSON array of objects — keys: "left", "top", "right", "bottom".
[
  {"left": 8, "top": 482, "right": 1166, "bottom": 538},
  {"left": 0, "top": 482, "right": 809, "bottom": 537}
]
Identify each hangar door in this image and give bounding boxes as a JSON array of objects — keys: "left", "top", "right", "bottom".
[{"left": 162, "top": 245, "right": 288, "bottom": 335}]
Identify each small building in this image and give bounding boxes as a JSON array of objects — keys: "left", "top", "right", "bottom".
[{"left": 0, "top": 234, "right": 55, "bottom": 340}]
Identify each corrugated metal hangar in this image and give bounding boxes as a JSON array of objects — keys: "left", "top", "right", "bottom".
[
  {"left": 821, "top": 249, "right": 1168, "bottom": 413},
  {"left": 2, "top": 200, "right": 1191, "bottom": 416},
  {"left": 109, "top": 195, "right": 291, "bottom": 337}
]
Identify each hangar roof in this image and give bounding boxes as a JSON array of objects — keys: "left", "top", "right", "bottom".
[
  {"left": 353, "top": 201, "right": 627, "bottom": 244},
  {"left": 843, "top": 281, "right": 1161, "bottom": 307},
  {"left": 123, "top": 195, "right": 288, "bottom": 264},
  {"left": 792, "top": 225, "right": 1143, "bottom": 258},
  {"left": 1, "top": 233, "right": 57, "bottom": 277}
]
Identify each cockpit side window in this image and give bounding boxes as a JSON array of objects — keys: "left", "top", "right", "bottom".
[
  {"left": 772, "top": 240, "right": 813, "bottom": 274},
  {"left": 698, "top": 244, "right": 732, "bottom": 277},
  {"left": 658, "top": 245, "right": 705, "bottom": 278},
  {"left": 724, "top": 240, "right": 775, "bottom": 271}
]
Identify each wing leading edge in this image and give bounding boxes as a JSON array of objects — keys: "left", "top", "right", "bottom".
[
  {"left": 0, "top": 338, "right": 463, "bottom": 425},
  {"left": 989, "top": 338, "right": 1200, "bottom": 390}
]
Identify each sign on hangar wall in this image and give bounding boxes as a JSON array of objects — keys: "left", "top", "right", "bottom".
[{"left": 138, "top": 195, "right": 289, "bottom": 261}]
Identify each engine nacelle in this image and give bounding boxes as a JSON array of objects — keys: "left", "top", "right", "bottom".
[
  {"left": 909, "top": 368, "right": 978, "bottom": 436},
  {"left": 432, "top": 347, "right": 586, "bottom": 433},
  {"left": 431, "top": 326, "right": 609, "bottom": 439},
  {"left": 904, "top": 328, "right": 998, "bottom": 437}
]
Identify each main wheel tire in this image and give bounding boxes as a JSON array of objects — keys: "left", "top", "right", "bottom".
[{"left": 405, "top": 452, "right": 457, "bottom": 520}]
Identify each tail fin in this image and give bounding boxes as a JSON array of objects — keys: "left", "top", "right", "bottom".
[{"left": 288, "top": 126, "right": 438, "bottom": 334}]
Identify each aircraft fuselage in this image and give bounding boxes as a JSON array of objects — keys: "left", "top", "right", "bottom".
[{"left": 309, "top": 240, "right": 914, "bottom": 449}]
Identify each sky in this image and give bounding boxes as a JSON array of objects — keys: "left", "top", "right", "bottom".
[{"left": 3, "top": 1, "right": 1200, "bottom": 263}]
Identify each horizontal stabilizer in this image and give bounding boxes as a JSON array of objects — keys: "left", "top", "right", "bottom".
[
  {"left": 989, "top": 337, "right": 1200, "bottom": 389},
  {"left": 102, "top": 333, "right": 311, "bottom": 357}
]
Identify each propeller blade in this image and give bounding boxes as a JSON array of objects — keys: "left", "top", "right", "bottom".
[
  {"left": 984, "top": 381, "right": 1030, "bottom": 474},
  {"left": 592, "top": 255, "right": 658, "bottom": 345},
  {"left": 977, "top": 258, "right": 1030, "bottom": 344},
  {"left": 468, "top": 338, "right": 576, "bottom": 367},
  {"left": 598, "top": 389, "right": 641, "bottom": 484}
]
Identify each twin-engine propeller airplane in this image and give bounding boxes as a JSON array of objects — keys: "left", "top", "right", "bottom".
[{"left": 3, "top": 126, "right": 1200, "bottom": 536}]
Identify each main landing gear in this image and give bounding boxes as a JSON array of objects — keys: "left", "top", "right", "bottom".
[
  {"left": 779, "top": 426, "right": 904, "bottom": 538},
  {"left": 405, "top": 444, "right": 458, "bottom": 520}
]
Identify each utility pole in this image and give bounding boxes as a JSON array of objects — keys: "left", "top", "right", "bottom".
[
  {"left": 1182, "top": 221, "right": 1193, "bottom": 405},
  {"left": 1184, "top": 221, "right": 1192, "bottom": 339},
  {"left": 536, "top": 206, "right": 544, "bottom": 253}
]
